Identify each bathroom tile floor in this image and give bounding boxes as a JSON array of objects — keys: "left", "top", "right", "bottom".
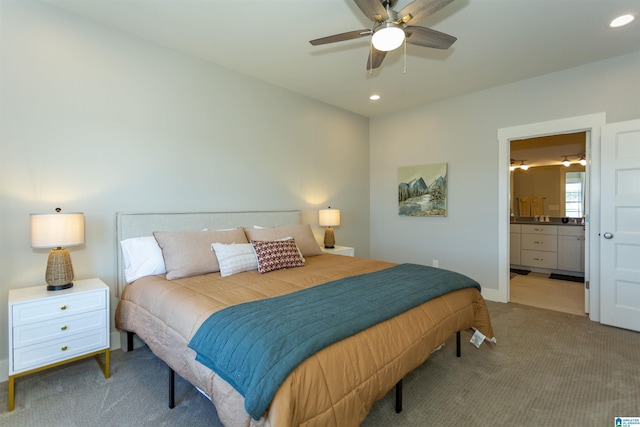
[{"left": 510, "top": 272, "right": 585, "bottom": 316}]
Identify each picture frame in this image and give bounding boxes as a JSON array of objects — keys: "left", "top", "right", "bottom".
[{"left": 398, "top": 163, "right": 448, "bottom": 217}]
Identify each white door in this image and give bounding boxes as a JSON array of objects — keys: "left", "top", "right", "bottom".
[{"left": 600, "top": 119, "right": 640, "bottom": 332}]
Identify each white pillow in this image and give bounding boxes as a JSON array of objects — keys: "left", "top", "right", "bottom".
[
  {"left": 211, "top": 242, "right": 258, "bottom": 277},
  {"left": 121, "top": 236, "right": 166, "bottom": 283}
]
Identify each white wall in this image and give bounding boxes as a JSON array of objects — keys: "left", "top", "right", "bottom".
[
  {"left": 0, "top": 1, "right": 370, "bottom": 368},
  {"left": 370, "top": 51, "right": 640, "bottom": 296}
]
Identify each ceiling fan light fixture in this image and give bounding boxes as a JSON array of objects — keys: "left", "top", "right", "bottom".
[
  {"left": 519, "top": 161, "right": 529, "bottom": 171},
  {"left": 579, "top": 154, "right": 587, "bottom": 166},
  {"left": 371, "top": 24, "right": 405, "bottom": 51},
  {"left": 562, "top": 156, "right": 571, "bottom": 167},
  {"left": 610, "top": 14, "right": 635, "bottom": 28}
]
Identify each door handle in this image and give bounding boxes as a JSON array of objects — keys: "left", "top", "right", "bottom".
[{"left": 603, "top": 232, "right": 614, "bottom": 239}]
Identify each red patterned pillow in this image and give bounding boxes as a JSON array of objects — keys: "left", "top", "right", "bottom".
[{"left": 251, "top": 239, "right": 304, "bottom": 274}]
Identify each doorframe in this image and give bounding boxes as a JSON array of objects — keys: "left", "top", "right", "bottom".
[{"left": 497, "top": 113, "right": 605, "bottom": 321}]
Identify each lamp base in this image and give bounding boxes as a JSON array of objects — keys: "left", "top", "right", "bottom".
[
  {"left": 323, "top": 227, "right": 335, "bottom": 249},
  {"left": 45, "top": 248, "right": 75, "bottom": 290},
  {"left": 47, "top": 282, "right": 73, "bottom": 291}
]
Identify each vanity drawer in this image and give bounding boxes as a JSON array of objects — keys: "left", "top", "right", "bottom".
[
  {"left": 521, "top": 250, "right": 558, "bottom": 269},
  {"left": 558, "top": 226, "right": 585, "bottom": 237},
  {"left": 521, "top": 224, "right": 558, "bottom": 235},
  {"left": 521, "top": 234, "right": 558, "bottom": 252}
]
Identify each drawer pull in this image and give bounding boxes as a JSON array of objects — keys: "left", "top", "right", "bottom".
[
  {"left": 534, "top": 258, "right": 543, "bottom": 261},
  {"left": 61, "top": 346, "right": 68, "bottom": 351},
  {"left": 60, "top": 305, "right": 67, "bottom": 311},
  {"left": 534, "top": 241, "right": 543, "bottom": 244},
  {"left": 61, "top": 325, "right": 68, "bottom": 331}
]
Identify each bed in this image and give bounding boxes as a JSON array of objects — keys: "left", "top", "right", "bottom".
[{"left": 114, "top": 211, "right": 494, "bottom": 427}]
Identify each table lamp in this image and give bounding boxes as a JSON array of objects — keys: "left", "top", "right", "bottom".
[
  {"left": 319, "top": 207, "right": 340, "bottom": 249},
  {"left": 31, "top": 209, "right": 85, "bottom": 291}
]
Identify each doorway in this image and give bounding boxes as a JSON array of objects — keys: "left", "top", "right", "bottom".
[
  {"left": 509, "top": 133, "right": 587, "bottom": 315},
  {"left": 497, "top": 113, "right": 606, "bottom": 323}
]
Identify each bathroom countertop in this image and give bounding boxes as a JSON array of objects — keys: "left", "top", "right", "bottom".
[{"left": 511, "top": 220, "right": 584, "bottom": 226}]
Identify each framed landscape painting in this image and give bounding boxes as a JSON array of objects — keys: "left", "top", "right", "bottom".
[{"left": 398, "top": 163, "right": 448, "bottom": 217}]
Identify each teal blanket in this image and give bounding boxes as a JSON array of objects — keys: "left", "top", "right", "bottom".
[{"left": 188, "top": 263, "right": 480, "bottom": 419}]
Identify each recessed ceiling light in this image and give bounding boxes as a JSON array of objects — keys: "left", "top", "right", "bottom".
[
  {"left": 369, "top": 94, "right": 381, "bottom": 101},
  {"left": 610, "top": 14, "right": 635, "bottom": 28}
]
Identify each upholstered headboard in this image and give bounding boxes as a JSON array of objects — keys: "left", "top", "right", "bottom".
[{"left": 115, "top": 211, "right": 301, "bottom": 295}]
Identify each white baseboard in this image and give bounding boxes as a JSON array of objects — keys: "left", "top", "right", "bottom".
[
  {"left": 0, "top": 331, "right": 123, "bottom": 384},
  {"left": 110, "top": 330, "right": 121, "bottom": 351},
  {"left": 482, "top": 287, "right": 506, "bottom": 303},
  {"left": 0, "top": 358, "right": 7, "bottom": 383}
]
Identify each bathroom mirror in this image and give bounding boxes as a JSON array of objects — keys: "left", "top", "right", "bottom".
[
  {"left": 510, "top": 132, "right": 586, "bottom": 219},
  {"left": 511, "top": 165, "right": 585, "bottom": 218}
]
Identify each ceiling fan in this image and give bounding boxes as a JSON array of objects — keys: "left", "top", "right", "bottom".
[{"left": 309, "top": 0, "right": 457, "bottom": 70}]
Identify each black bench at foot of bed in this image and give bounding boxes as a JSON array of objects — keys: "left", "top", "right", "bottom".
[{"left": 126, "top": 330, "right": 463, "bottom": 415}]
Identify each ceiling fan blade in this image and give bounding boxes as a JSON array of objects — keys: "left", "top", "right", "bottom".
[
  {"left": 353, "top": 0, "right": 388, "bottom": 23},
  {"left": 398, "top": 0, "right": 454, "bottom": 25},
  {"left": 404, "top": 26, "right": 457, "bottom": 49},
  {"left": 366, "top": 47, "right": 387, "bottom": 70},
  {"left": 309, "top": 29, "right": 371, "bottom": 46}
]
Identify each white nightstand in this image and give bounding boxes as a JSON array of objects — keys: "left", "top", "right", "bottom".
[
  {"left": 323, "top": 245, "right": 355, "bottom": 257},
  {"left": 7, "top": 278, "right": 110, "bottom": 411}
]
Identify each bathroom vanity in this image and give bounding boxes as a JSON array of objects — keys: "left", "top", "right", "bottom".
[{"left": 510, "top": 221, "right": 585, "bottom": 275}]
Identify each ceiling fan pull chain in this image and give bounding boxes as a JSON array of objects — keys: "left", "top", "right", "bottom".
[
  {"left": 369, "top": 42, "right": 374, "bottom": 75},
  {"left": 403, "top": 37, "right": 407, "bottom": 74}
]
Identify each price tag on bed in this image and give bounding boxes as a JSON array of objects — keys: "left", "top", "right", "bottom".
[{"left": 470, "top": 329, "right": 486, "bottom": 348}]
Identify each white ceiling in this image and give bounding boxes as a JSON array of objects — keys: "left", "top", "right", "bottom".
[{"left": 40, "top": 0, "right": 640, "bottom": 118}]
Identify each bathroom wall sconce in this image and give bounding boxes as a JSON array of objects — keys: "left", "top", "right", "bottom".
[
  {"left": 561, "top": 152, "right": 587, "bottom": 167},
  {"left": 510, "top": 159, "right": 528, "bottom": 171}
]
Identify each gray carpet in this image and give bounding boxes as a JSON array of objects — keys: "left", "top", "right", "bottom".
[{"left": 2, "top": 301, "right": 639, "bottom": 426}]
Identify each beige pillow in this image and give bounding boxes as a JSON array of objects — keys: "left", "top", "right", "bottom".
[
  {"left": 153, "top": 228, "right": 248, "bottom": 279},
  {"left": 244, "top": 224, "right": 323, "bottom": 257}
]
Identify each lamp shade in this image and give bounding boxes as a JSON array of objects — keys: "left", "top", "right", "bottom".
[
  {"left": 319, "top": 209, "right": 340, "bottom": 227},
  {"left": 31, "top": 213, "right": 85, "bottom": 248}
]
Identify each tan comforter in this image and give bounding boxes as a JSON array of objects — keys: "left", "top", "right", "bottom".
[{"left": 115, "top": 254, "right": 494, "bottom": 427}]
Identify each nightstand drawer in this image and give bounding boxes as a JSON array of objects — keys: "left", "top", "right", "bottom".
[
  {"left": 12, "top": 292, "right": 106, "bottom": 327},
  {"left": 13, "top": 309, "right": 107, "bottom": 349},
  {"left": 12, "top": 329, "right": 108, "bottom": 373}
]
